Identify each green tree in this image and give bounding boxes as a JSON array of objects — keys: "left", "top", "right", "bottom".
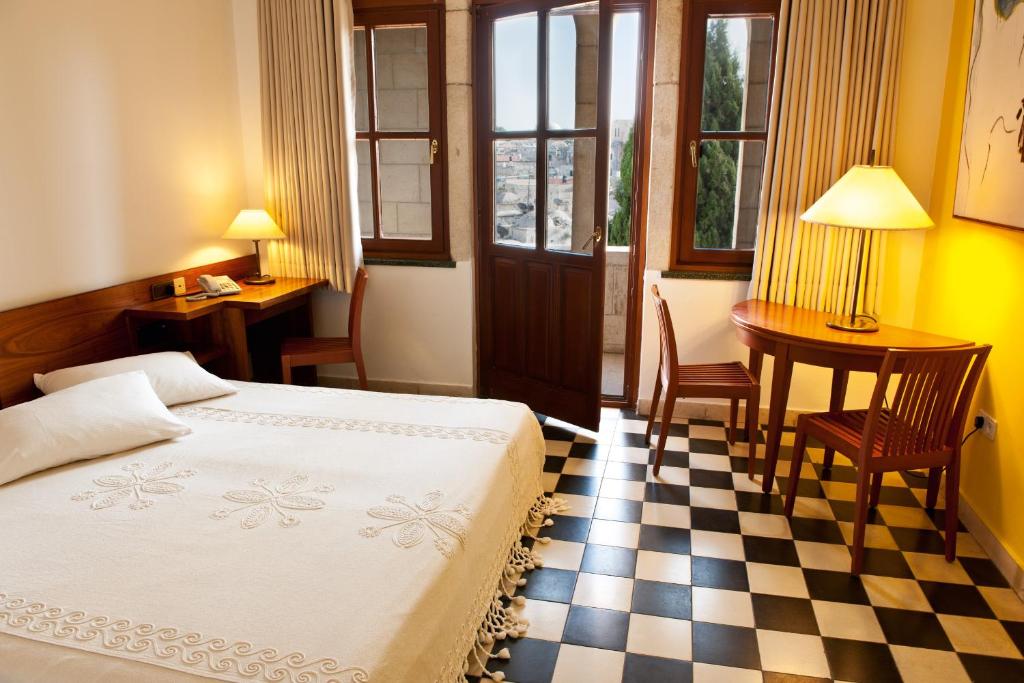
[
  {"left": 695, "top": 20, "right": 743, "bottom": 249},
  {"left": 608, "top": 126, "right": 634, "bottom": 247}
]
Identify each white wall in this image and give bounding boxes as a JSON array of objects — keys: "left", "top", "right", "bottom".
[{"left": 0, "top": 0, "right": 251, "bottom": 311}]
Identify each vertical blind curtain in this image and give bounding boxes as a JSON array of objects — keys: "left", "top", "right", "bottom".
[
  {"left": 259, "top": 0, "right": 362, "bottom": 293},
  {"left": 750, "top": 0, "right": 906, "bottom": 316}
]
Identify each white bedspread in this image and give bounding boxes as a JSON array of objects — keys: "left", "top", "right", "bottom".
[{"left": 0, "top": 383, "right": 546, "bottom": 682}]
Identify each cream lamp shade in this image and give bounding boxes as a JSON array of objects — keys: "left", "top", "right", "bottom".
[
  {"left": 222, "top": 210, "right": 285, "bottom": 285},
  {"left": 221, "top": 209, "right": 286, "bottom": 241},
  {"left": 800, "top": 165, "right": 933, "bottom": 230}
]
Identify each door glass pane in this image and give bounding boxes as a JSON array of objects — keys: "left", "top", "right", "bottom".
[
  {"left": 373, "top": 26, "right": 429, "bottom": 132},
  {"left": 494, "top": 13, "right": 538, "bottom": 132},
  {"left": 377, "top": 139, "right": 432, "bottom": 240},
  {"left": 694, "top": 139, "right": 765, "bottom": 250},
  {"left": 700, "top": 17, "right": 775, "bottom": 133},
  {"left": 355, "top": 140, "right": 374, "bottom": 238},
  {"left": 354, "top": 28, "right": 369, "bottom": 132},
  {"left": 546, "top": 137, "right": 596, "bottom": 254},
  {"left": 548, "top": 3, "right": 599, "bottom": 130},
  {"left": 494, "top": 139, "right": 537, "bottom": 246},
  {"left": 607, "top": 12, "right": 640, "bottom": 247}
]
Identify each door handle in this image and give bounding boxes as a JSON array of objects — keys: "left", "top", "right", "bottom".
[
  {"left": 429, "top": 139, "right": 439, "bottom": 165},
  {"left": 689, "top": 140, "right": 698, "bottom": 168},
  {"left": 581, "top": 227, "right": 603, "bottom": 250}
]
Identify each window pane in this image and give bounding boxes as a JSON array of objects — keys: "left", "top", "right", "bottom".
[
  {"left": 494, "top": 139, "right": 537, "bottom": 246},
  {"left": 546, "top": 137, "right": 596, "bottom": 254},
  {"left": 547, "top": 3, "right": 599, "bottom": 130},
  {"left": 494, "top": 14, "right": 538, "bottom": 132},
  {"left": 356, "top": 140, "right": 374, "bottom": 238},
  {"left": 354, "top": 29, "right": 369, "bottom": 132},
  {"left": 694, "top": 139, "right": 765, "bottom": 250},
  {"left": 373, "top": 26, "right": 429, "bottom": 132},
  {"left": 607, "top": 12, "right": 640, "bottom": 247},
  {"left": 700, "top": 17, "right": 774, "bottom": 133},
  {"left": 378, "top": 139, "right": 432, "bottom": 240}
]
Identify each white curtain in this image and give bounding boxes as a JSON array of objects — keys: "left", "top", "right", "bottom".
[
  {"left": 258, "top": 0, "right": 362, "bottom": 293},
  {"left": 750, "top": 0, "right": 906, "bottom": 316}
]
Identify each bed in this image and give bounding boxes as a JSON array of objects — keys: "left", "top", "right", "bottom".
[{"left": 0, "top": 380, "right": 556, "bottom": 682}]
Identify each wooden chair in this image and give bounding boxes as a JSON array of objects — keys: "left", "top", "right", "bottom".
[
  {"left": 645, "top": 285, "right": 760, "bottom": 476},
  {"left": 281, "top": 267, "right": 368, "bottom": 389},
  {"left": 784, "top": 345, "right": 991, "bottom": 574}
]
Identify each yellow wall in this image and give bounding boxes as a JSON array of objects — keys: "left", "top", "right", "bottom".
[{"left": 915, "top": 0, "right": 1024, "bottom": 567}]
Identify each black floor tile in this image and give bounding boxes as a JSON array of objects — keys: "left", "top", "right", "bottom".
[
  {"left": 924, "top": 507, "right": 967, "bottom": 533},
  {"left": 688, "top": 438, "right": 730, "bottom": 455},
  {"left": 542, "top": 424, "right": 576, "bottom": 441},
  {"left": 615, "top": 432, "right": 649, "bottom": 448},
  {"left": 787, "top": 517, "right": 846, "bottom": 545},
  {"left": 561, "top": 605, "right": 629, "bottom": 651},
  {"left": 568, "top": 442, "right": 605, "bottom": 460},
  {"left": 554, "top": 475, "right": 602, "bottom": 497},
  {"left": 517, "top": 567, "right": 578, "bottom": 603},
  {"left": 875, "top": 486, "right": 921, "bottom": 507},
  {"left": 580, "top": 544, "right": 637, "bottom": 578},
  {"left": 742, "top": 536, "right": 800, "bottom": 566},
  {"left": 751, "top": 594, "right": 819, "bottom": 635},
  {"left": 631, "top": 580, "right": 691, "bottom": 620},
  {"left": 960, "top": 556, "right": 1011, "bottom": 587},
  {"left": 887, "top": 526, "right": 947, "bottom": 554},
  {"left": 690, "top": 507, "right": 741, "bottom": 534},
  {"left": 918, "top": 581, "right": 996, "bottom": 618},
  {"left": 651, "top": 422, "right": 689, "bottom": 437},
  {"left": 958, "top": 653, "right": 1024, "bottom": 682},
  {"left": 638, "top": 524, "right": 691, "bottom": 555},
  {"left": 735, "top": 490, "right": 786, "bottom": 515},
  {"left": 494, "top": 638, "right": 560, "bottom": 683},
  {"left": 644, "top": 482, "right": 690, "bottom": 506},
  {"left": 544, "top": 456, "right": 567, "bottom": 473},
  {"left": 873, "top": 607, "right": 953, "bottom": 650},
  {"left": 823, "top": 637, "right": 901, "bottom": 683},
  {"left": 859, "top": 548, "right": 914, "bottom": 579},
  {"left": 593, "top": 498, "right": 643, "bottom": 523},
  {"left": 691, "top": 556, "right": 749, "bottom": 591},
  {"left": 540, "top": 515, "right": 591, "bottom": 543},
  {"left": 802, "top": 569, "right": 870, "bottom": 604},
  {"left": 622, "top": 654, "right": 693, "bottom": 683},
  {"left": 1001, "top": 620, "right": 1024, "bottom": 658},
  {"left": 647, "top": 450, "right": 689, "bottom": 468},
  {"left": 691, "top": 622, "right": 760, "bottom": 669},
  {"left": 688, "top": 469, "right": 734, "bottom": 490},
  {"left": 816, "top": 464, "right": 858, "bottom": 483},
  {"left": 829, "top": 500, "right": 881, "bottom": 524}
]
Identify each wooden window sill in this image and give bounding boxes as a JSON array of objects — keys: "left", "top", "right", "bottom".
[
  {"left": 364, "top": 257, "right": 456, "bottom": 268},
  {"left": 661, "top": 268, "right": 752, "bottom": 282}
]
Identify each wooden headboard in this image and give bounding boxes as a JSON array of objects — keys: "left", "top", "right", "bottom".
[{"left": 0, "top": 255, "right": 257, "bottom": 408}]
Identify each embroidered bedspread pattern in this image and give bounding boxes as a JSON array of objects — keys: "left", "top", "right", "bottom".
[{"left": 0, "top": 384, "right": 545, "bottom": 683}]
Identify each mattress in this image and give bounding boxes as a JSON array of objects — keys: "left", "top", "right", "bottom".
[{"left": 0, "top": 382, "right": 548, "bottom": 682}]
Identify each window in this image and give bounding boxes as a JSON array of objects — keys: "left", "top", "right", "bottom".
[
  {"left": 671, "top": 0, "right": 779, "bottom": 272},
  {"left": 353, "top": 7, "right": 448, "bottom": 260}
]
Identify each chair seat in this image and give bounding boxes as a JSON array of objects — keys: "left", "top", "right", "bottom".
[
  {"left": 281, "top": 336, "right": 353, "bottom": 357},
  {"left": 803, "top": 409, "right": 939, "bottom": 462},
  {"left": 675, "top": 361, "right": 757, "bottom": 387}
]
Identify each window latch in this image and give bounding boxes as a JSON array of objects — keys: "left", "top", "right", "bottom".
[
  {"left": 581, "top": 226, "right": 603, "bottom": 250},
  {"left": 689, "top": 140, "right": 698, "bottom": 168},
  {"left": 430, "top": 139, "right": 439, "bottom": 165}
]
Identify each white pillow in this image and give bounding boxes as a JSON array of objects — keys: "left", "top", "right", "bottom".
[
  {"left": 0, "top": 371, "right": 192, "bottom": 486},
  {"left": 34, "top": 351, "right": 236, "bottom": 406}
]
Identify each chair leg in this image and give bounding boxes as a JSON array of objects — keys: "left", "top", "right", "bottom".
[
  {"left": 784, "top": 426, "right": 807, "bottom": 518},
  {"left": 945, "top": 456, "right": 961, "bottom": 561},
  {"left": 281, "top": 357, "right": 293, "bottom": 385},
  {"left": 354, "top": 351, "right": 368, "bottom": 391},
  {"left": 747, "top": 388, "right": 759, "bottom": 480},
  {"left": 869, "top": 472, "right": 883, "bottom": 508},
  {"left": 851, "top": 468, "right": 872, "bottom": 575},
  {"left": 925, "top": 467, "right": 943, "bottom": 510},
  {"left": 823, "top": 449, "right": 835, "bottom": 469},
  {"left": 645, "top": 374, "right": 663, "bottom": 444},
  {"left": 728, "top": 399, "right": 739, "bottom": 444},
  {"left": 653, "top": 387, "right": 677, "bottom": 477}
]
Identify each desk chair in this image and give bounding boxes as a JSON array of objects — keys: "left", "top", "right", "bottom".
[
  {"left": 281, "top": 268, "right": 368, "bottom": 389},
  {"left": 645, "top": 285, "right": 760, "bottom": 477},
  {"left": 784, "top": 345, "right": 991, "bottom": 574}
]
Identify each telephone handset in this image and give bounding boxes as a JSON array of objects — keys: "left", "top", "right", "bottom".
[{"left": 194, "top": 274, "right": 242, "bottom": 298}]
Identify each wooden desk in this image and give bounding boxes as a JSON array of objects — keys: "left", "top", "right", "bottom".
[
  {"left": 126, "top": 277, "right": 327, "bottom": 381},
  {"left": 730, "top": 299, "right": 972, "bottom": 493}
]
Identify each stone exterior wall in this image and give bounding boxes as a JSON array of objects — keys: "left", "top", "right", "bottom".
[
  {"left": 604, "top": 248, "right": 629, "bottom": 353},
  {"left": 733, "top": 19, "right": 774, "bottom": 250}
]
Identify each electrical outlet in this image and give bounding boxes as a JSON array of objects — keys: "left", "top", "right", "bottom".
[{"left": 978, "top": 410, "right": 997, "bottom": 441}]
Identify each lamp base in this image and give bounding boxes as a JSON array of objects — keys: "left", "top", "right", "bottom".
[
  {"left": 826, "top": 315, "right": 879, "bottom": 333},
  {"left": 244, "top": 275, "right": 276, "bottom": 285}
]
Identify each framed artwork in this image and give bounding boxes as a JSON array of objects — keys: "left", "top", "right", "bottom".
[{"left": 954, "top": 0, "right": 1024, "bottom": 230}]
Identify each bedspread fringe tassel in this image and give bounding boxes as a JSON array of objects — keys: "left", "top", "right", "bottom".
[{"left": 462, "top": 495, "right": 569, "bottom": 682}]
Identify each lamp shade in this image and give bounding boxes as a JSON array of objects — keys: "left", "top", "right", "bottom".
[
  {"left": 222, "top": 210, "right": 286, "bottom": 240},
  {"left": 800, "top": 165, "right": 933, "bottom": 230}
]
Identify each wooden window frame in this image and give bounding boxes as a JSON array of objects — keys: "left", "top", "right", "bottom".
[
  {"left": 353, "top": 4, "right": 450, "bottom": 261},
  {"left": 669, "top": 0, "right": 780, "bottom": 273}
]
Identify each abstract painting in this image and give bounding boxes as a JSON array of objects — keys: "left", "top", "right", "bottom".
[{"left": 955, "top": 0, "right": 1024, "bottom": 230}]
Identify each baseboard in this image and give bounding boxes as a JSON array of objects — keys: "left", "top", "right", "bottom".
[
  {"left": 637, "top": 397, "right": 802, "bottom": 427},
  {"left": 958, "top": 495, "right": 1024, "bottom": 598},
  {"left": 317, "top": 374, "right": 475, "bottom": 398}
]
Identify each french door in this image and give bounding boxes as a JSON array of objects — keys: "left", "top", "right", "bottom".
[{"left": 476, "top": 0, "right": 611, "bottom": 430}]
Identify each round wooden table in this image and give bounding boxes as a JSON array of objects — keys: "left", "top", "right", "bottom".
[{"left": 730, "top": 299, "right": 973, "bottom": 493}]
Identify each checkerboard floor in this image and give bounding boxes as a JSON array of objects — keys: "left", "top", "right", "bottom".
[{"left": 494, "top": 409, "right": 1024, "bottom": 683}]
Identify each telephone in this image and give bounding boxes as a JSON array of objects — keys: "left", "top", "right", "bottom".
[{"left": 196, "top": 274, "right": 242, "bottom": 297}]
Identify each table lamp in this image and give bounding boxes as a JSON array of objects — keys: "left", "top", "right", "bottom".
[
  {"left": 800, "top": 165, "right": 933, "bottom": 332},
  {"left": 222, "top": 209, "right": 286, "bottom": 285}
]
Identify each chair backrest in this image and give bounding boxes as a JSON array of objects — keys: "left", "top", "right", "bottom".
[
  {"left": 650, "top": 285, "right": 678, "bottom": 383},
  {"left": 348, "top": 267, "right": 368, "bottom": 342},
  {"left": 861, "top": 345, "right": 991, "bottom": 461}
]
